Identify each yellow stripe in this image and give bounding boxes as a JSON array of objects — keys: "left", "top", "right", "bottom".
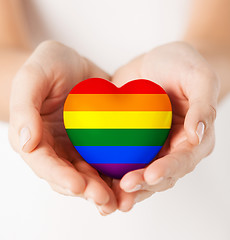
[{"left": 63, "top": 111, "right": 172, "bottom": 129}]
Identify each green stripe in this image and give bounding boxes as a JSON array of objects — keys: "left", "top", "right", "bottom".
[{"left": 66, "top": 129, "right": 170, "bottom": 146}]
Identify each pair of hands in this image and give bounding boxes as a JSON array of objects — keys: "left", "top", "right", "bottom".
[{"left": 8, "top": 40, "right": 219, "bottom": 215}]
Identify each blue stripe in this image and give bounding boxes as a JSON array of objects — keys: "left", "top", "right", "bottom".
[{"left": 74, "top": 146, "right": 162, "bottom": 164}]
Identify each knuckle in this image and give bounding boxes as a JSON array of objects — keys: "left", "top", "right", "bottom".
[
  {"left": 193, "top": 63, "right": 216, "bottom": 82},
  {"left": 191, "top": 64, "right": 219, "bottom": 90},
  {"left": 199, "top": 104, "right": 217, "bottom": 130},
  {"left": 35, "top": 40, "right": 67, "bottom": 66},
  {"left": 156, "top": 177, "right": 177, "bottom": 192},
  {"left": 167, "top": 177, "right": 177, "bottom": 189},
  {"left": 167, "top": 155, "right": 180, "bottom": 176},
  {"left": 191, "top": 102, "right": 217, "bottom": 129},
  {"left": 207, "top": 104, "right": 217, "bottom": 124},
  {"left": 38, "top": 40, "right": 64, "bottom": 50},
  {"left": 187, "top": 157, "right": 197, "bottom": 173},
  {"left": 205, "top": 128, "right": 216, "bottom": 157},
  {"left": 34, "top": 40, "right": 77, "bottom": 76},
  {"left": 184, "top": 150, "right": 197, "bottom": 174},
  {"left": 67, "top": 181, "right": 83, "bottom": 195}
]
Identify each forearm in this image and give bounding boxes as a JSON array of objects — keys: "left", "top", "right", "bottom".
[
  {"left": 185, "top": 46, "right": 230, "bottom": 103},
  {"left": 0, "top": 0, "right": 31, "bottom": 48},
  {"left": 0, "top": 48, "right": 31, "bottom": 121},
  {"left": 0, "top": 0, "right": 32, "bottom": 121},
  {"left": 184, "top": 0, "right": 230, "bottom": 102},
  {"left": 198, "top": 49, "right": 230, "bottom": 102},
  {"left": 185, "top": 0, "right": 230, "bottom": 49}
]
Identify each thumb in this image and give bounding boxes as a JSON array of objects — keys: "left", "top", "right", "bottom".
[
  {"left": 9, "top": 64, "right": 46, "bottom": 153},
  {"left": 184, "top": 70, "right": 220, "bottom": 145}
]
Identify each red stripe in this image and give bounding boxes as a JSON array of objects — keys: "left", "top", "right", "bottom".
[{"left": 69, "top": 78, "right": 166, "bottom": 94}]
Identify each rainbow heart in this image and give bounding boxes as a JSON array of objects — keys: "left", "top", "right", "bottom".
[{"left": 63, "top": 78, "right": 172, "bottom": 179}]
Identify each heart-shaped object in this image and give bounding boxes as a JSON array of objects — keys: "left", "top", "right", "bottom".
[{"left": 63, "top": 78, "right": 172, "bottom": 179}]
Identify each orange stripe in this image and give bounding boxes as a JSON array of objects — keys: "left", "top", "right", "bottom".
[{"left": 64, "top": 94, "right": 171, "bottom": 111}]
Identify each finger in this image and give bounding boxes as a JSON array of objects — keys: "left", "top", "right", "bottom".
[
  {"left": 120, "top": 166, "right": 178, "bottom": 193},
  {"left": 117, "top": 190, "right": 144, "bottom": 212},
  {"left": 81, "top": 176, "right": 110, "bottom": 206},
  {"left": 125, "top": 127, "right": 215, "bottom": 193},
  {"left": 120, "top": 168, "right": 145, "bottom": 192},
  {"left": 146, "top": 176, "right": 178, "bottom": 192},
  {"left": 21, "top": 140, "right": 86, "bottom": 195},
  {"left": 73, "top": 160, "right": 117, "bottom": 214},
  {"left": 82, "top": 175, "right": 117, "bottom": 214},
  {"left": 113, "top": 180, "right": 154, "bottom": 211},
  {"left": 49, "top": 182, "right": 83, "bottom": 197},
  {"left": 73, "top": 156, "right": 101, "bottom": 177},
  {"left": 112, "top": 54, "right": 144, "bottom": 87},
  {"left": 113, "top": 179, "right": 136, "bottom": 212},
  {"left": 183, "top": 67, "right": 220, "bottom": 145},
  {"left": 84, "top": 175, "right": 117, "bottom": 214},
  {"left": 95, "top": 188, "right": 117, "bottom": 215},
  {"left": 120, "top": 140, "right": 197, "bottom": 193},
  {"left": 117, "top": 190, "right": 155, "bottom": 211},
  {"left": 143, "top": 141, "right": 198, "bottom": 186},
  {"left": 133, "top": 190, "right": 155, "bottom": 203}
]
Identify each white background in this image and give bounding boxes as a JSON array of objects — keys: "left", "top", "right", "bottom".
[{"left": 0, "top": 0, "right": 229, "bottom": 239}]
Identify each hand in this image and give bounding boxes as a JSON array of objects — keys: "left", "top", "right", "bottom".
[
  {"left": 111, "top": 42, "right": 220, "bottom": 212},
  {"left": 8, "top": 40, "right": 117, "bottom": 215}
]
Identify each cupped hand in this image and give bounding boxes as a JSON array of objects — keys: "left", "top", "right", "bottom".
[
  {"left": 8, "top": 40, "right": 220, "bottom": 215},
  {"left": 8, "top": 40, "right": 117, "bottom": 215},
  {"left": 111, "top": 42, "right": 220, "bottom": 212}
]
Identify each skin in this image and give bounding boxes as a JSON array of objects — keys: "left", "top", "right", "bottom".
[
  {"left": 0, "top": 0, "right": 230, "bottom": 215},
  {"left": 0, "top": 0, "right": 31, "bottom": 121},
  {"left": 111, "top": 42, "right": 219, "bottom": 211},
  {"left": 9, "top": 41, "right": 118, "bottom": 215}
]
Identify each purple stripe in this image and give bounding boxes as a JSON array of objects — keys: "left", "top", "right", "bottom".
[{"left": 91, "top": 163, "right": 147, "bottom": 179}]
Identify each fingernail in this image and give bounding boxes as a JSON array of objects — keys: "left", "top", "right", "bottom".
[
  {"left": 126, "top": 184, "right": 142, "bottom": 193},
  {"left": 196, "top": 122, "right": 205, "bottom": 144},
  {"left": 19, "top": 127, "right": 31, "bottom": 150},
  {"left": 147, "top": 176, "right": 164, "bottom": 186},
  {"left": 97, "top": 206, "right": 108, "bottom": 216}
]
